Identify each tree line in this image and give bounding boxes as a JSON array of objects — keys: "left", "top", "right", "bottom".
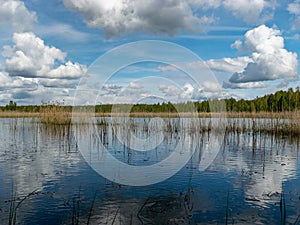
[{"left": 1, "top": 87, "right": 300, "bottom": 113}]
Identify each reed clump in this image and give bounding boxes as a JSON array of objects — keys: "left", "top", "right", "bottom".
[
  {"left": 226, "top": 116, "right": 300, "bottom": 137},
  {"left": 40, "top": 101, "right": 72, "bottom": 125},
  {"left": 1, "top": 102, "right": 298, "bottom": 137}
]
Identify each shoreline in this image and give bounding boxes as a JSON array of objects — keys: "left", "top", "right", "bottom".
[{"left": 0, "top": 111, "right": 299, "bottom": 119}]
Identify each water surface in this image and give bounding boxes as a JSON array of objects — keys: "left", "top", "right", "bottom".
[{"left": 0, "top": 118, "right": 299, "bottom": 224}]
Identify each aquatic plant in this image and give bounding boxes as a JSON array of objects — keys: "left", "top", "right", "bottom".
[
  {"left": 86, "top": 191, "right": 97, "bottom": 225},
  {"left": 280, "top": 186, "right": 286, "bottom": 225},
  {"left": 40, "top": 101, "right": 72, "bottom": 125},
  {"left": 8, "top": 188, "right": 38, "bottom": 225}
]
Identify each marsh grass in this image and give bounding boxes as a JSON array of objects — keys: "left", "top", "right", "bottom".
[
  {"left": 1, "top": 105, "right": 300, "bottom": 137},
  {"left": 40, "top": 102, "right": 71, "bottom": 125},
  {"left": 0, "top": 111, "right": 39, "bottom": 118},
  {"left": 38, "top": 108, "right": 300, "bottom": 138}
]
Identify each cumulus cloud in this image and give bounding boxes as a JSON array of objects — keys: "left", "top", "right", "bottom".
[
  {"left": 8, "top": 85, "right": 73, "bottom": 104},
  {"left": 228, "top": 25, "right": 298, "bottom": 84},
  {"left": 62, "top": 0, "right": 214, "bottom": 38},
  {"left": 159, "top": 84, "right": 182, "bottom": 97},
  {"left": 159, "top": 83, "right": 202, "bottom": 101},
  {"left": 206, "top": 57, "right": 253, "bottom": 73},
  {"left": 94, "top": 82, "right": 147, "bottom": 104},
  {"left": 118, "top": 82, "right": 145, "bottom": 97},
  {"left": 159, "top": 82, "right": 224, "bottom": 101},
  {"left": 0, "top": 0, "right": 37, "bottom": 32},
  {"left": 47, "top": 61, "right": 86, "bottom": 79},
  {"left": 158, "top": 25, "right": 297, "bottom": 90},
  {"left": 38, "top": 78, "right": 78, "bottom": 89},
  {"left": 223, "top": 0, "right": 275, "bottom": 23},
  {"left": 62, "top": 0, "right": 276, "bottom": 38},
  {"left": 0, "top": 71, "right": 80, "bottom": 104},
  {"left": 2, "top": 32, "right": 87, "bottom": 79},
  {"left": 0, "top": 71, "right": 37, "bottom": 90}
]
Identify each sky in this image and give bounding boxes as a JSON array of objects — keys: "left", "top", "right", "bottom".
[{"left": 1, "top": 0, "right": 300, "bottom": 105}]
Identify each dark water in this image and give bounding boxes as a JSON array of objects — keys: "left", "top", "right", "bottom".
[{"left": 0, "top": 118, "right": 299, "bottom": 225}]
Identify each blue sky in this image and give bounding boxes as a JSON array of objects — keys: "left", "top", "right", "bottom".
[{"left": 0, "top": 0, "right": 300, "bottom": 105}]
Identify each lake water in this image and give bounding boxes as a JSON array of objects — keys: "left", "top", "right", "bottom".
[{"left": 0, "top": 118, "right": 299, "bottom": 225}]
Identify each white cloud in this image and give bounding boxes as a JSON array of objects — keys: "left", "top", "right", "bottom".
[
  {"left": 158, "top": 25, "right": 298, "bottom": 90},
  {"left": 243, "top": 25, "right": 283, "bottom": 53},
  {"left": 62, "top": 0, "right": 276, "bottom": 37},
  {"left": 223, "top": 81, "right": 266, "bottom": 89},
  {"left": 159, "top": 83, "right": 200, "bottom": 101},
  {"left": 159, "top": 84, "right": 182, "bottom": 97},
  {"left": 47, "top": 61, "right": 86, "bottom": 79},
  {"left": 0, "top": 71, "right": 81, "bottom": 104},
  {"left": 96, "top": 82, "right": 147, "bottom": 104},
  {"left": 158, "top": 56, "right": 252, "bottom": 74},
  {"left": 288, "top": 1, "right": 300, "bottom": 15},
  {"left": 9, "top": 85, "right": 73, "bottom": 104},
  {"left": 62, "top": 0, "right": 214, "bottom": 38},
  {"left": 2, "top": 32, "right": 87, "bottom": 79},
  {"left": 223, "top": 0, "right": 275, "bottom": 23},
  {"left": 231, "top": 40, "right": 243, "bottom": 50},
  {"left": 128, "top": 82, "right": 142, "bottom": 90},
  {"left": 287, "top": 0, "right": 300, "bottom": 29},
  {"left": 0, "top": 71, "right": 37, "bottom": 90},
  {"left": 102, "top": 84, "right": 122, "bottom": 94},
  {"left": 228, "top": 25, "right": 298, "bottom": 83},
  {"left": 38, "top": 78, "right": 78, "bottom": 89},
  {"left": 159, "top": 82, "right": 224, "bottom": 101},
  {"left": 0, "top": 0, "right": 37, "bottom": 32},
  {"left": 206, "top": 57, "right": 253, "bottom": 73},
  {"left": 187, "top": 0, "right": 222, "bottom": 9}
]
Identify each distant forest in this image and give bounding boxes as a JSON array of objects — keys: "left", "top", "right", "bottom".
[{"left": 1, "top": 87, "right": 300, "bottom": 113}]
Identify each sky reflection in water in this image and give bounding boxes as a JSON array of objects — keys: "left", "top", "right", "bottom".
[{"left": 0, "top": 118, "right": 299, "bottom": 224}]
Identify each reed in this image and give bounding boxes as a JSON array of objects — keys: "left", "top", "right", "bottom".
[
  {"left": 280, "top": 186, "right": 286, "bottom": 225},
  {"left": 86, "top": 191, "right": 97, "bottom": 225},
  {"left": 0, "top": 111, "right": 39, "bottom": 118},
  {"left": 71, "top": 188, "right": 82, "bottom": 225},
  {"left": 8, "top": 189, "right": 16, "bottom": 225},
  {"left": 1, "top": 105, "right": 300, "bottom": 137},
  {"left": 8, "top": 188, "right": 38, "bottom": 225},
  {"left": 40, "top": 102, "right": 71, "bottom": 125},
  {"left": 111, "top": 208, "right": 120, "bottom": 225}
]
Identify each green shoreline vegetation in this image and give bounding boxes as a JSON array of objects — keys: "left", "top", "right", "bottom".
[
  {"left": 1, "top": 87, "right": 300, "bottom": 114},
  {"left": 0, "top": 88, "right": 300, "bottom": 136}
]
